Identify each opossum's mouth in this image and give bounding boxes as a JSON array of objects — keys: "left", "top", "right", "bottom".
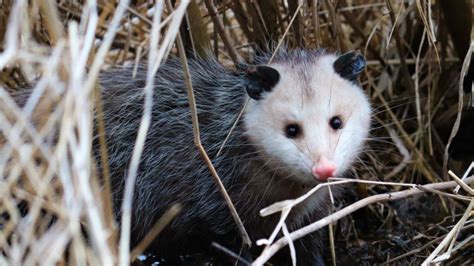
[
  {"left": 296, "top": 166, "right": 340, "bottom": 186},
  {"left": 292, "top": 171, "right": 326, "bottom": 186},
  {"left": 292, "top": 172, "right": 336, "bottom": 190}
]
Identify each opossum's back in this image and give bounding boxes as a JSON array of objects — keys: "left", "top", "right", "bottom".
[
  {"left": 97, "top": 58, "right": 248, "bottom": 242},
  {"left": 98, "top": 58, "right": 245, "bottom": 166}
]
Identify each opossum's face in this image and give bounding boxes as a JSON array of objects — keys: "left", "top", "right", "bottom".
[{"left": 244, "top": 52, "right": 371, "bottom": 185}]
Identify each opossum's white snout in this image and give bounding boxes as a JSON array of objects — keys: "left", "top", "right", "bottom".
[{"left": 311, "top": 156, "right": 337, "bottom": 181}]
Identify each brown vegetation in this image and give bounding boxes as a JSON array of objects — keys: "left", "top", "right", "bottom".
[{"left": 0, "top": 0, "right": 472, "bottom": 265}]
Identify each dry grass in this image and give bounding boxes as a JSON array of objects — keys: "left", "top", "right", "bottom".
[{"left": 0, "top": 0, "right": 473, "bottom": 265}]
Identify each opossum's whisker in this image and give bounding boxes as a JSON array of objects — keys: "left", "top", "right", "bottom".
[
  {"left": 369, "top": 116, "right": 418, "bottom": 131},
  {"left": 370, "top": 99, "right": 417, "bottom": 116},
  {"left": 364, "top": 136, "right": 396, "bottom": 140},
  {"left": 217, "top": 149, "right": 263, "bottom": 159},
  {"left": 362, "top": 148, "right": 401, "bottom": 156},
  {"left": 365, "top": 139, "right": 400, "bottom": 146},
  {"left": 257, "top": 168, "right": 281, "bottom": 208},
  {"left": 333, "top": 104, "right": 357, "bottom": 158}
]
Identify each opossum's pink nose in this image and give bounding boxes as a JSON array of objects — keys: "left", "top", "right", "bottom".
[{"left": 312, "top": 156, "right": 337, "bottom": 181}]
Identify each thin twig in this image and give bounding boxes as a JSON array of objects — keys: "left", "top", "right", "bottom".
[
  {"left": 252, "top": 176, "right": 474, "bottom": 265},
  {"left": 203, "top": 0, "right": 241, "bottom": 65},
  {"left": 454, "top": 162, "right": 474, "bottom": 194},
  {"left": 211, "top": 242, "right": 251, "bottom": 265},
  {"left": 168, "top": 0, "right": 251, "bottom": 247},
  {"left": 216, "top": 98, "right": 249, "bottom": 157},
  {"left": 269, "top": 1, "right": 304, "bottom": 63},
  {"left": 93, "top": 82, "right": 117, "bottom": 251},
  {"left": 422, "top": 198, "right": 474, "bottom": 265},
  {"left": 448, "top": 170, "right": 474, "bottom": 195},
  {"left": 119, "top": 2, "right": 163, "bottom": 265},
  {"left": 311, "top": 0, "right": 321, "bottom": 49},
  {"left": 442, "top": 42, "right": 472, "bottom": 179},
  {"left": 130, "top": 204, "right": 182, "bottom": 261}
]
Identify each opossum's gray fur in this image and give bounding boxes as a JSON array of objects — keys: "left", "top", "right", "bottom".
[{"left": 98, "top": 49, "right": 331, "bottom": 264}]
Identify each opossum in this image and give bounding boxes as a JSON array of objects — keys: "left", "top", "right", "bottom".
[{"left": 98, "top": 49, "right": 371, "bottom": 264}]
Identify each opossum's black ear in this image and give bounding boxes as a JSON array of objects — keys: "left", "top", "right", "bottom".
[
  {"left": 244, "top": 66, "right": 280, "bottom": 100},
  {"left": 333, "top": 51, "right": 366, "bottom": 82}
]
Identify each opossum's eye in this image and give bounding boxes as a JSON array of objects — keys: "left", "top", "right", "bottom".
[
  {"left": 333, "top": 51, "right": 366, "bottom": 82},
  {"left": 329, "top": 116, "right": 343, "bottom": 130},
  {"left": 285, "top": 123, "right": 301, "bottom": 138}
]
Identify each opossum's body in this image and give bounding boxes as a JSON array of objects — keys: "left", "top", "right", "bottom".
[{"left": 98, "top": 49, "right": 371, "bottom": 264}]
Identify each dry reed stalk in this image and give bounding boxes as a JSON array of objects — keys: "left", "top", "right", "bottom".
[
  {"left": 0, "top": 1, "right": 189, "bottom": 264},
  {"left": 166, "top": 0, "right": 251, "bottom": 247},
  {"left": 0, "top": 0, "right": 472, "bottom": 264}
]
